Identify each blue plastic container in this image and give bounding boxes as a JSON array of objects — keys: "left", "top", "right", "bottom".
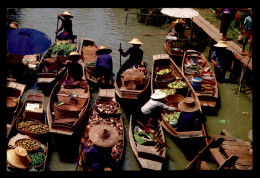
[{"left": 191, "top": 77, "right": 202, "bottom": 91}]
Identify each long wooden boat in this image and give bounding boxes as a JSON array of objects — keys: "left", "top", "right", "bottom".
[
  {"left": 79, "top": 38, "right": 99, "bottom": 86},
  {"left": 151, "top": 54, "right": 207, "bottom": 140},
  {"left": 185, "top": 137, "right": 239, "bottom": 170},
  {"left": 46, "top": 58, "right": 90, "bottom": 136},
  {"left": 129, "top": 114, "right": 166, "bottom": 170},
  {"left": 164, "top": 31, "right": 189, "bottom": 57},
  {"left": 37, "top": 37, "right": 78, "bottom": 85},
  {"left": 6, "top": 80, "right": 26, "bottom": 126},
  {"left": 76, "top": 88, "right": 124, "bottom": 171},
  {"left": 182, "top": 50, "right": 218, "bottom": 108},
  {"left": 115, "top": 59, "right": 150, "bottom": 99},
  {"left": 7, "top": 93, "right": 49, "bottom": 171}
]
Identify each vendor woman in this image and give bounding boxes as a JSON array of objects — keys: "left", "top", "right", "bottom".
[
  {"left": 118, "top": 38, "right": 145, "bottom": 67},
  {"left": 133, "top": 90, "right": 182, "bottom": 130},
  {"left": 63, "top": 51, "right": 88, "bottom": 89}
]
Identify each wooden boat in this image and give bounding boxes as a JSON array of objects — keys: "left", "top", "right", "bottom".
[
  {"left": 7, "top": 93, "right": 49, "bottom": 171},
  {"left": 185, "top": 137, "right": 239, "bottom": 170},
  {"left": 6, "top": 80, "right": 26, "bottom": 126},
  {"left": 115, "top": 59, "right": 150, "bottom": 99},
  {"left": 182, "top": 50, "right": 218, "bottom": 108},
  {"left": 151, "top": 54, "right": 207, "bottom": 140},
  {"left": 76, "top": 88, "right": 124, "bottom": 171},
  {"left": 46, "top": 58, "right": 90, "bottom": 136},
  {"left": 79, "top": 38, "right": 99, "bottom": 85},
  {"left": 129, "top": 115, "right": 166, "bottom": 170},
  {"left": 37, "top": 37, "right": 78, "bottom": 85},
  {"left": 164, "top": 30, "right": 189, "bottom": 57}
]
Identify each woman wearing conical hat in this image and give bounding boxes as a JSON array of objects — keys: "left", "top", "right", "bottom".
[
  {"left": 55, "top": 11, "right": 74, "bottom": 41},
  {"left": 118, "top": 38, "right": 145, "bottom": 67},
  {"left": 62, "top": 51, "right": 88, "bottom": 89},
  {"left": 93, "top": 45, "right": 113, "bottom": 85},
  {"left": 80, "top": 124, "right": 119, "bottom": 171}
]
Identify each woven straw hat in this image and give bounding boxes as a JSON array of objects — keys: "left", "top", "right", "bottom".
[
  {"left": 173, "top": 19, "right": 186, "bottom": 24},
  {"left": 60, "top": 11, "right": 73, "bottom": 18},
  {"left": 178, "top": 97, "right": 200, "bottom": 112},
  {"left": 214, "top": 41, "right": 229, "bottom": 48},
  {"left": 128, "top": 38, "right": 144, "bottom": 45},
  {"left": 68, "top": 51, "right": 83, "bottom": 60},
  {"left": 7, "top": 147, "right": 31, "bottom": 169},
  {"left": 151, "top": 90, "right": 167, "bottom": 100},
  {"left": 96, "top": 45, "right": 112, "bottom": 55},
  {"left": 9, "top": 22, "right": 20, "bottom": 29},
  {"left": 89, "top": 124, "right": 119, "bottom": 147}
]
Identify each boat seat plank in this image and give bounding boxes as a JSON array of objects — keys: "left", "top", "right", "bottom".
[
  {"left": 209, "top": 148, "right": 226, "bottom": 166},
  {"left": 222, "top": 140, "right": 252, "bottom": 147},
  {"left": 221, "top": 144, "right": 252, "bottom": 152},
  {"left": 200, "top": 161, "right": 211, "bottom": 170},
  {"left": 38, "top": 78, "right": 56, "bottom": 83}
]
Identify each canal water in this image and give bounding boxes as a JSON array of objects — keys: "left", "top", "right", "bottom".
[{"left": 7, "top": 8, "right": 252, "bottom": 171}]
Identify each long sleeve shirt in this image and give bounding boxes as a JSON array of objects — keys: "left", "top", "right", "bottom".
[
  {"left": 141, "top": 99, "right": 176, "bottom": 115},
  {"left": 121, "top": 47, "right": 143, "bottom": 66},
  {"left": 95, "top": 54, "right": 113, "bottom": 71}
]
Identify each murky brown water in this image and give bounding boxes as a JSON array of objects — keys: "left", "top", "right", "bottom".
[{"left": 7, "top": 8, "right": 252, "bottom": 171}]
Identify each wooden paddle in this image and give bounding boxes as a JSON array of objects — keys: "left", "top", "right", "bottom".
[
  {"left": 144, "top": 32, "right": 168, "bottom": 36},
  {"left": 137, "top": 120, "right": 169, "bottom": 149},
  {"left": 55, "top": 15, "right": 60, "bottom": 42},
  {"left": 119, "top": 43, "right": 122, "bottom": 67}
]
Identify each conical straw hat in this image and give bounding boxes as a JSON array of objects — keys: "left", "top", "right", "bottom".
[
  {"left": 96, "top": 45, "right": 112, "bottom": 55},
  {"left": 7, "top": 147, "right": 31, "bottom": 169},
  {"left": 60, "top": 11, "right": 73, "bottom": 18},
  {"left": 151, "top": 90, "right": 167, "bottom": 100},
  {"left": 178, "top": 97, "right": 200, "bottom": 112},
  {"left": 128, "top": 38, "right": 144, "bottom": 45},
  {"left": 89, "top": 124, "right": 119, "bottom": 147},
  {"left": 214, "top": 41, "right": 229, "bottom": 48}
]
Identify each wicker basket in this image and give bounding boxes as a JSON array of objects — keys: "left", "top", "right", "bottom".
[
  {"left": 54, "top": 103, "right": 81, "bottom": 120},
  {"left": 165, "top": 94, "right": 185, "bottom": 108},
  {"left": 154, "top": 77, "right": 175, "bottom": 88},
  {"left": 155, "top": 66, "right": 173, "bottom": 80},
  {"left": 29, "top": 152, "right": 46, "bottom": 169},
  {"left": 16, "top": 117, "right": 42, "bottom": 135}
]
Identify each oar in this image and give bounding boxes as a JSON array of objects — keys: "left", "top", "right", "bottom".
[
  {"left": 144, "top": 32, "right": 168, "bottom": 36},
  {"left": 119, "top": 43, "right": 122, "bottom": 67},
  {"left": 137, "top": 120, "right": 169, "bottom": 149},
  {"left": 55, "top": 15, "right": 60, "bottom": 42}
]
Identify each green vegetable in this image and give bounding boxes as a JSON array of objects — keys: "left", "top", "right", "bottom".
[
  {"left": 159, "top": 89, "right": 176, "bottom": 95},
  {"left": 86, "top": 61, "right": 96, "bottom": 66},
  {"left": 156, "top": 68, "right": 171, "bottom": 75},
  {"left": 168, "top": 81, "right": 187, "bottom": 89},
  {"left": 56, "top": 101, "right": 64, "bottom": 107},
  {"left": 28, "top": 152, "right": 45, "bottom": 167},
  {"left": 163, "top": 112, "right": 181, "bottom": 125},
  {"left": 49, "top": 42, "right": 77, "bottom": 57}
]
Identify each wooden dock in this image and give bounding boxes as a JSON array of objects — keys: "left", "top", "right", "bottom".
[
  {"left": 210, "top": 130, "right": 253, "bottom": 170},
  {"left": 192, "top": 15, "right": 252, "bottom": 71}
]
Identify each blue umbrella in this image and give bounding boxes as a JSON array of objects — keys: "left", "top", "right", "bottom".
[{"left": 7, "top": 28, "right": 52, "bottom": 55}]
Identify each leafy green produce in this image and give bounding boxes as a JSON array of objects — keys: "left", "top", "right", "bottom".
[
  {"left": 159, "top": 89, "right": 176, "bottom": 95},
  {"left": 156, "top": 68, "right": 171, "bottom": 75},
  {"left": 86, "top": 61, "right": 96, "bottom": 66},
  {"left": 168, "top": 81, "right": 187, "bottom": 89},
  {"left": 163, "top": 112, "right": 181, "bottom": 125},
  {"left": 49, "top": 42, "right": 77, "bottom": 57},
  {"left": 28, "top": 152, "right": 45, "bottom": 168}
]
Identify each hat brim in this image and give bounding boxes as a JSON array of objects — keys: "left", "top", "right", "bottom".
[
  {"left": 89, "top": 125, "right": 119, "bottom": 147},
  {"left": 60, "top": 14, "right": 73, "bottom": 18},
  {"left": 7, "top": 149, "right": 31, "bottom": 169},
  {"left": 151, "top": 92, "right": 167, "bottom": 100},
  {"left": 178, "top": 99, "right": 200, "bottom": 112},
  {"left": 68, "top": 54, "right": 83, "bottom": 60},
  {"left": 128, "top": 41, "right": 144, "bottom": 45},
  {"left": 96, "top": 49, "right": 112, "bottom": 55}
]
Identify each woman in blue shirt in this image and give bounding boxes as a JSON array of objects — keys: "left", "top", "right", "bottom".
[{"left": 93, "top": 45, "right": 113, "bottom": 85}]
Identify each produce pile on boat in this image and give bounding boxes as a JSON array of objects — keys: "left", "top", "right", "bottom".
[{"left": 49, "top": 41, "right": 77, "bottom": 57}]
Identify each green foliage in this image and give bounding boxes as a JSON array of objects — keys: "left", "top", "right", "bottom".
[{"left": 49, "top": 42, "right": 77, "bottom": 57}]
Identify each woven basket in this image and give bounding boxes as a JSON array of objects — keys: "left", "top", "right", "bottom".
[
  {"left": 154, "top": 77, "right": 175, "bottom": 88},
  {"left": 54, "top": 103, "right": 81, "bottom": 120},
  {"left": 16, "top": 117, "right": 42, "bottom": 135},
  {"left": 165, "top": 94, "right": 185, "bottom": 108},
  {"left": 155, "top": 67, "right": 173, "bottom": 80}
]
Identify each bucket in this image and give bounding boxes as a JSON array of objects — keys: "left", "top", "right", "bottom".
[{"left": 191, "top": 77, "right": 202, "bottom": 91}]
